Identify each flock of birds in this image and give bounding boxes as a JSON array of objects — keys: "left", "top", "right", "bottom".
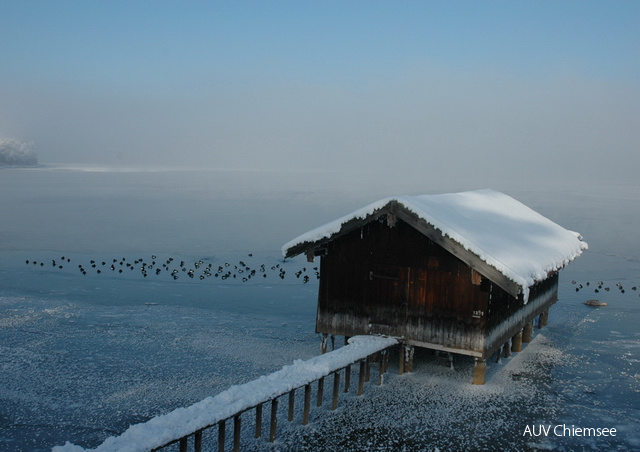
[
  {"left": 23, "top": 257, "right": 639, "bottom": 297},
  {"left": 572, "top": 279, "right": 638, "bottom": 297},
  {"left": 24, "top": 254, "right": 320, "bottom": 284}
]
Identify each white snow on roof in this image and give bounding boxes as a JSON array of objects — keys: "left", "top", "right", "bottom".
[{"left": 282, "top": 189, "right": 587, "bottom": 301}]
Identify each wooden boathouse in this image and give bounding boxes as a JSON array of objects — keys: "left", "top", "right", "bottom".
[{"left": 282, "top": 189, "right": 587, "bottom": 384}]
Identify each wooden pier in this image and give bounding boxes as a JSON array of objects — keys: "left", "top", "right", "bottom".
[{"left": 56, "top": 335, "right": 398, "bottom": 452}]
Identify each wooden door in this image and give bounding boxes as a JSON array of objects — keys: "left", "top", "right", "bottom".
[{"left": 365, "top": 263, "right": 409, "bottom": 332}]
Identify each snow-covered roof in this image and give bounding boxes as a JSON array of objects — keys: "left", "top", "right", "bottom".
[{"left": 282, "top": 189, "right": 587, "bottom": 302}]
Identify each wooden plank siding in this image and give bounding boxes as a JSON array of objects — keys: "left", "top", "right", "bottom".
[
  {"left": 315, "top": 215, "right": 559, "bottom": 360},
  {"left": 316, "top": 216, "right": 493, "bottom": 355}
]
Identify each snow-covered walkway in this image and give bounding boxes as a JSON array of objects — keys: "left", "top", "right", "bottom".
[{"left": 54, "top": 335, "right": 398, "bottom": 452}]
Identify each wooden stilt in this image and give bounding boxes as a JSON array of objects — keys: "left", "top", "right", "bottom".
[
  {"left": 321, "top": 333, "right": 328, "bottom": 354},
  {"left": 522, "top": 322, "right": 533, "bottom": 343},
  {"left": 269, "top": 399, "right": 278, "bottom": 443},
  {"left": 288, "top": 389, "right": 295, "bottom": 422},
  {"left": 331, "top": 371, "right": 340, "bottom": 410},
  {"left": 303, "top": 384, "right": 311, "bottom": 425},
  {"left": 344, "top": 364, "right": 351, "bottom": 392},
  {"left": 316, "top": 376, "right": 324, "bottom": 407},
  {"left": 399, "top": 343, "right": 406, "bottom": 375},
  {"left": 511, "top": 330, "right": 523, "bottom": 352},
  {"left": 358, "top": 360, "right": 366, "bottom": 395},
  {"left": 540, "top": 309, "right": 549, "bottom": 327},
  {"left": 255, "top": 403, "right": 263, "bottom": 438},
  {"left": 405, "top": 344, "right": 415, "bottom": 373},
  {"left": 330, "top": 334, "right": 335, "bottom": 351},
  {"left": 179, "top": 437, "right": 188, "bottom": 452},
  {"left": 473, "top": 358, "right": 486, "bottom": 385},
  {"left": 364, "top": 356, "right": 371, "bottom": 382},
  {"left": 378, "top": 350, "right": 388, "bottom": 385},
  {"left": 218, "top": 420, "right": 225, "bottom": 452},
  {"left": 503, "top": 341, "right": 511, "bottom": 358},
  {"left": 233, "top": 415, "right": 241, "bottom": 452},
  {"left": 194, "top": 430, "right": 202, "bottom": 452}
]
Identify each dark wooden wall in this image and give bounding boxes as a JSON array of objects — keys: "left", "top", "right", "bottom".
[{"left": 316, "top": 216, "right": 492, "bottom": 354}]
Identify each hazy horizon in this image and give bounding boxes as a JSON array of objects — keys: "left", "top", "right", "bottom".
[{"left": 1, "top": 2, "right": 639, "bottom": 184}]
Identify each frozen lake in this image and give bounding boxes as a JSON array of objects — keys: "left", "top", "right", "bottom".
[{"left": 1, "top": 165, "right": 639, "bottom": 451}]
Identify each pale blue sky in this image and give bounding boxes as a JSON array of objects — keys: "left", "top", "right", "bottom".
[{"left": 1, "top": 1, "right": 638, "bottom": 181}]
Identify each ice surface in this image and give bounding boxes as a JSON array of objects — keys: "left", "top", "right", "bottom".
[{"left": 0, "top": 168, "right": 638, "bottom": 451}]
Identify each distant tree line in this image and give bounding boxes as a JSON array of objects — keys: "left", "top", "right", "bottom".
[{"left": 0, "top": 137, "right": 38, "bottom": 166}]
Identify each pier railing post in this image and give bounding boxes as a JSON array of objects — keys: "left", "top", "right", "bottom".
[
  {"left": 255, "top": 403, "right": 263, "bottom": 438},
  {"left": 218, "top": 420, "right": 226, "bottom": 452},
  {"left": 288, "top": 389, "right": 295, "bottom": 422},
  {"left": 233, "top": 415, "right": 241, "bottom": 452},
  {"left": 364, "top": 356, "right": 371, "bottom": 382},
  {"left": 344, "top": 364, "right": 351, "bottom": 393},
  {"left": 358, "top": 360, "right": 366, "bottom": 396},
  {"left": 303, "top": 384, "right": 311, "bottom": 425},
  {"left": 317, "top": 376, "right": 324, "bottom": 407},
  {"left": 269, "top": 399, "right": 278, "bottom": 442},
  {"left": 332, "top": 371, "right": 340, "bottom": 410}
]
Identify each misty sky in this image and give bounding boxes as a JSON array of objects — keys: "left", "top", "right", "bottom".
[{"left": 1, "top": 1, "right": 638, "bottom": 182}]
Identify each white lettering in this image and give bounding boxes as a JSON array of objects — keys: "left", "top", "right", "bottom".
[{"left": 551, "top": 424, "right": 617, "bottom": 437}]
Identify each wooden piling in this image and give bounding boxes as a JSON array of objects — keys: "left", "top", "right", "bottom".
[
  {"left": 179, "top": 437, "right": 187, "bottom": 452},
  {"left": 522, "top": 322, "right": 533, "bottom": 343},
  {"left": 399, "top": 343, "right": 405, "bottom": 375},
  {"left": 288, "top": 389, "right": 295, "bottom": 422},
  {"left": 539, "top": 309, "right": 549, "bottom": 328},
  {"left": 344, "top": 364, "right": 351, "bottom": 393},
  {"left": 255, "top": 403, "right": 263, "bottom": 438},
  {"left": 317, "top": 376, "right": 324, "bottom": 407},
  {"left": 218, "top": 420, "right": 225, "bottom": 452},
  {"left": 364, "top": 356, "right": 371, "bottom": 382},
  {"left": 503, "top": 340, "right": 511, "bottom": 358},
  {"left": 378, "top": 350, "right": 388, "bottom": 385},
  {"left": 511, "top": 330, "right": 523, "bottom": 352},
  {"left": 233, "top": 415, "right": 241, "bottom": 452},
  {"left": 358, "top": 360, "right": 366, "bottom": 395},
  {"left": 405, "top": 344, "right": 415, "bottom": 373},
  {"left": 332, "top": 371, "right": 340, "bottom": 410},
  {"left": 473, "top": 358, "right": 486, "bottom": 385},
  {"left": 303, "top": 384, "right": 311, "bottom": 425},
  {"left": 321, "top": 333, "right": 328, "bottom": 354},
  {"left": 194, "top": 430, "right": 202, "bottom": 452},
  {"left": 269, "top": 399, "right": 278, "bottom": 443}
]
